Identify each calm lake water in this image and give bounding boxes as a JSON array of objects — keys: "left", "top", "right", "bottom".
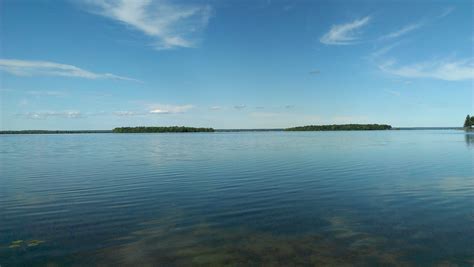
[{"left": 1, "top": 130, "right": 473, "bottom": 266}]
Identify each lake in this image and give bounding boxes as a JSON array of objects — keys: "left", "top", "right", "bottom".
[{"left": 1, "top": 130, "right": 473, "bottom": 266}]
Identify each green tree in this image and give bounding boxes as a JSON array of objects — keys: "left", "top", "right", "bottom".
[{"left": 464, "top": 115, "right": 471, "bottom": 128}]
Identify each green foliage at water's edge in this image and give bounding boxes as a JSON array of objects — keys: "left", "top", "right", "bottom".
[
  {"left": 112, "top": 126, "right": 215, "bottom": 133},
  {"left": 463, "top": 115, "right": 474, "bottom": 129},
  {"left": 285, "top": 124, "right": 392, "bottom": 131}
]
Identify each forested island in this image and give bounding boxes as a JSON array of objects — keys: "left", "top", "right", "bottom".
[
  {"left": 112, "top": 126, "right": 215, "bottom": 133},
  {"left": 285, "top": 124, "right": 392, "bottom": 131}
]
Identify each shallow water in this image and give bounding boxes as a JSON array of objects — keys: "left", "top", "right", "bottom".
[{"left": 1, "top": 130, "right": 473, "bottom": 266}]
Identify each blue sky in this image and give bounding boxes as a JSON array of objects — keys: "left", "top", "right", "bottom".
[{"left": 0, "top": 0, "right": 472, "bottom": 130}]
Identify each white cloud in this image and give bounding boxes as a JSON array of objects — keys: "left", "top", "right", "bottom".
[
  {"left": 0, "top": 59, "right": 139, "bottom": 81},
  {"left": 148, "top": 104, "right": 194, "bottom": 114},
  {"left": 209, "top": 106, "right": 222, "bottom": 110},
  {"left": 108, "top": 104, "right": 194, "bottom": 116},
  {"left": 378, "top": 58, "right": 474, "bottom": 81},
  {"left": 21, "top": 111, "right": 83, "bottom": 119},
  {"left": 320, "top": 16, "right": 371, "bottom": 45},
  {"left": 380, "top": 23, "right": 422, "bottom": 40},
  {"left": 83, "top": 0, "right": 212, "bottom": 50}
]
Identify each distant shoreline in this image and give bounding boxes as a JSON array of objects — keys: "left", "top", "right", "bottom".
[
  {"left": 0, "top": 127, "right": 465, "bottom": 134},
  {"left": 286, "top": 124, "right": 392, "bottom": 131}
]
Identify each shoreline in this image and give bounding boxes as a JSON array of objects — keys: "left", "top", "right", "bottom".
[{"left": 0, "top": 127, "right": 465, "bottom": 134}]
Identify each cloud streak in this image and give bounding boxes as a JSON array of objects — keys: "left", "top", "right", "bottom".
[
  {"left": 378, "top": 58, "right": 474, "bottom": 81},
  {"left": 83, "top": 0, "right": 212, "bottom": 50},
  {"left": 0, "top": 59, "right": 139, "bottom": 82},
  {"left": 380, "top": 23, "right": 422, "bottom": 40},
  {"left": 20, "top": 105, "right": 195, "bottom": 119},
  {"left": 148, "top": 104, "right": 194, "bottom": 114},
  {"left": 320, "top": 16, "right": 371, "bottom": 45},
  {"left": 27, "top": 91, "right": 67, "bottom": 97},
  {"left": 20, "top": 111, "right": 83, "bottom": 120},
  {"left": 234, "top": 105, "right": 246, "bottom": 110},
  {"left": 380, "top": 7, "right": 454, "bottom": 41},
  {"left": 438, "top": 6, "right": 455, "bottom": 18},
  {"left": 385, "top": 89, "right": 401, "bottom": 96},
  {"left": 370, "top": 42, "right": 402, "bottom": 59}
]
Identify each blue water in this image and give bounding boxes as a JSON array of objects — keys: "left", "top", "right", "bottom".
[{"left": 1, "top": 130, "right": 473, "bottom": 266}]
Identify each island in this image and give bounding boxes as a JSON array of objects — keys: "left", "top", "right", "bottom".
[
  {"left": 112, "top": 126, "right": 215, "bottom": 133},
  {"left": 285, "top": 124, "right": 392, "bottom": 131}
]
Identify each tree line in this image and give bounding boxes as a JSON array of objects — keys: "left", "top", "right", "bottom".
[
  {"left": 112, "top": 126, "right": 215, "bottom": 133},
  {"left": 464, "top": 115, "right": 474, "bottom": 128},
  {"left": 285, "top": 124, "right": 392, "bottom": 131},
  {"left": 0, "top": 130, "right": 111, "bottom": 134}
]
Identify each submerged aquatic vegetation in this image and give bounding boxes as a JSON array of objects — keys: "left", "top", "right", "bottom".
[
  {"left": 85, "top": 214, "right": 414, "bottom": 266},
  {"left": 8, "top": 240, "right": 24, "bottom": 249},
  {"left": 27, "top": 240, "right": 45, "bottom": 247},
  {"left": 7, "top": 239, "right": 44, "bottom": 249}
]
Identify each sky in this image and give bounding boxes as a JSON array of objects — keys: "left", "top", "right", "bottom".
[{"left": 0, "top": 0, "right": 473, "bottom": 130}]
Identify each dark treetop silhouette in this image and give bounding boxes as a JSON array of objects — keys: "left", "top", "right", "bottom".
[
  {"left": 285, "top": 124, "right": 392, "bottom": 131},
  {"left": 112, "top": 126, "right": 215, "bottom": 133},
  {"left": 463, "top": 115, "right": 474, "bottom": 129}
]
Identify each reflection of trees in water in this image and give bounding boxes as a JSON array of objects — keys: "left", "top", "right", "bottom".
[{"left": 465, "top": 134, "right": 474, "bottom": 146}]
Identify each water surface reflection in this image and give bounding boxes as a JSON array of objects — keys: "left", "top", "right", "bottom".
[{"left": 0, "top": 131, "right": 473, "bottom": 265}]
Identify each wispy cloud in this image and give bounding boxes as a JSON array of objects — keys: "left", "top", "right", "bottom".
[
  {"left": 20, "top": 111, "right": 83, "bottom": 120},
  {"left": 19, "top": 106, "right": 195, "bottom": 119},
  {"left": 385, "top": 89, "right": 401, "bottom": 97},
  {"left": 209, "top": 106, "right": 222, "bottom": 110},
  {"left": 309, "top": 70, "right": 320, "bottom": 75},
  {"left": 438, "top": 6, "right": 455, "bottom": 18},
  {"left": 148, "top": 104, "right": 194, "bottom": 114},
  {"left": 83, "top": 0, "right": 212, "bottom": 50},
  {"left": 27, "top": 90, "right": 67, "bottom": 97},
  {"left": 320, "top": 16, "right": 371, "bottom": 45},
  {"left": 379, "top": 7, "right": 454, "bottom": 41},
  {"left": 378, "top": 58, "right": 474, "bottom": 81},
  {"left": 0, "top": 59, "right": 139, "bottom": 82},
  {"left": 113, "top": 111, "right": 144, "bottom": 116},
  {"left": 380, "top": 23, "right": 422, "bottom": 40},
  {"left": 370, "top": 42, "right": 401, "bottom": 59},
  {"left": 234, "top": 105, "right": 246, "bottom": 110}
]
